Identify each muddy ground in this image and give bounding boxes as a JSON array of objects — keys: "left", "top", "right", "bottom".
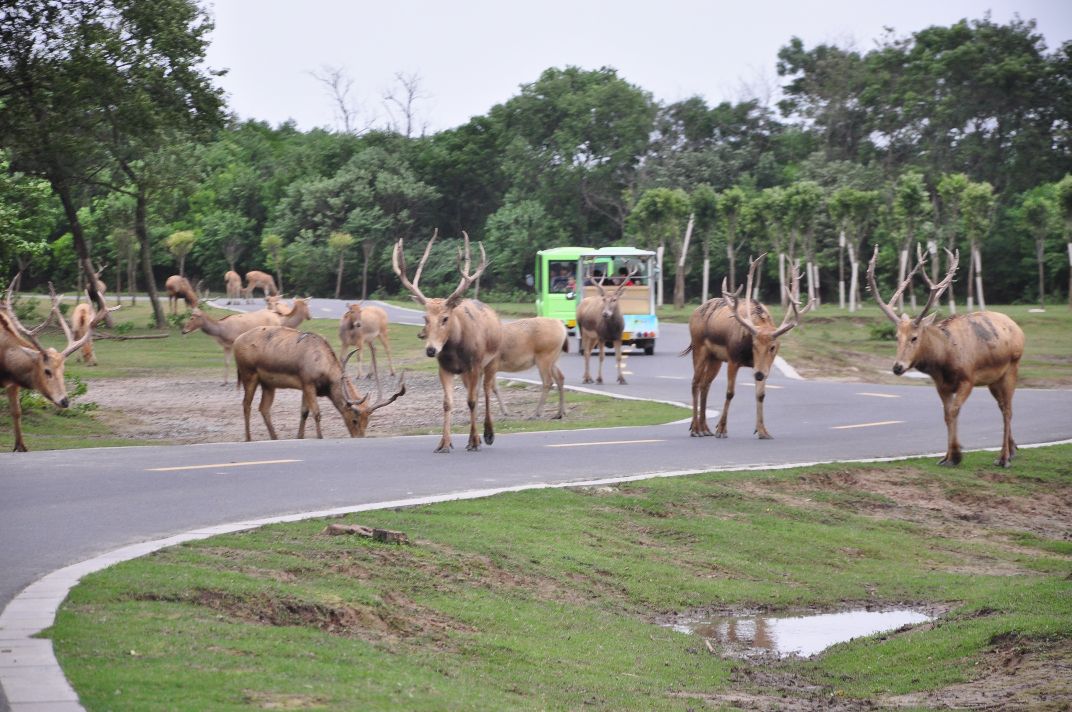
[{"left": 85, "top": 372, "right": 562, "bottom": 444}]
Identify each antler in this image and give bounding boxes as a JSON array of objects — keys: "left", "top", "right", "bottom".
[
  {"left": 913, "top": 243, "right": 959, "bottom": 326},
  {"left": 444, "top": 231, "right": 487, "bottom": 306},
  {"left": 585, "top": 266, "right": 608, "bottom": 297},
  {"left": 3, "top": 275, "right": 52, "bottom": 352},
  {"left": 391, "top": 228, "right": 438, "bottom": 305},
  {"left": 612, "top": 264, "right": 640, "bottom": 297},
  {"left": 866, "top": 245, "right": 925, "bottom": 325},
  {"left": 771, "top": 263, "right": 815, "bottom": 338},
  {"left": 365, "top": 372, "right": 407, "bottom": 414},
  {"left": 722, "top": 254, "right": 766, "bottom": 336}
]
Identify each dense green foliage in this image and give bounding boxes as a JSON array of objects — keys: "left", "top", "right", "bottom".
[{"left": 2, "top": 9, "right": 1070, "bottom": 308}]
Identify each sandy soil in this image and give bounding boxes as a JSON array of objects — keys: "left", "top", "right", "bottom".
[{"left": 86, "top": 372, "right": 557, "bottom": 444}]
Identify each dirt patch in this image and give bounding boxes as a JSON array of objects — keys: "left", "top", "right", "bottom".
[
  {"left": 884, "top": 635, "right": 1072, "bottom": 711},
  {"left": 82, "top": 373, "right": 566, "bottom": 444}
]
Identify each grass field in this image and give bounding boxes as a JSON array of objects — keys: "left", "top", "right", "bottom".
[{"left": 47, "top": 444, "right": 1072, "bottom": 710}]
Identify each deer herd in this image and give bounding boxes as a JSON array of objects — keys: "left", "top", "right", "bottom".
[{"left": 1, "top": 233, "right": 1028, "bottom": 469}]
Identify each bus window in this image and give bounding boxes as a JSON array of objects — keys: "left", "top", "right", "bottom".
[{"left": 547, "top": 260, "right": 575, "bottom": 293}]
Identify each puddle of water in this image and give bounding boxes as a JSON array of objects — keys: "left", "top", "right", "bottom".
[{"left": 667, "top": 609, "right": 932, "bottom": 658}]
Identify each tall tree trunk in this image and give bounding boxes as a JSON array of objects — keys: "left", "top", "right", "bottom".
[
  {"left": 847, "top": 243, "right": 859, "bottom": 312},
  {"left": 127, "top": 252, "right": 137, "bottom": 305},
  {"left": 726, "top": 242, "right": 736, "bottom": 292},
  {"left": 178, "top": 255, "right": 186, "bottom": 278},
  {"left": 334, "top": 252, "right": 345, "bottom": 299},
  {"left": 361, "top": 241, "right": 373, "bottom": 300},
  {"left": 1036, "top": 237, "right": 1046, "bottom": 308},
  {"left": 838, "top": 230, "right": 845, "bottom": 309},
  {"left": 974, "top": 245, "right": 986, "bottom": 311},
  {"left": 778, "top": 252, "right": 787, "bottom": 307},
  {"left": 674, "top": 214, "right": 693, "bottom": 309},
  {"left": 134, "top": 190, "right": 166, "bottom": 327},
  {"left": 966, "top": 245, "right": 976, "bottom": 310},
  {"left": 701, "top": 240, "right": 710, "bottom": 303},
  {"left": 1067, "top": 243, "right": 1071, "bottom": 310},
  {"left": 54, "top": 177, "right": 113, "bottom": 326},
  {"left": 656, "top": 242, "right": 665, "bottom": 307}
]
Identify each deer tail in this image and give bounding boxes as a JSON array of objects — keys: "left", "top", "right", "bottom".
[{"left": 679, "top": 344, "right": 693, "bottom": 357}]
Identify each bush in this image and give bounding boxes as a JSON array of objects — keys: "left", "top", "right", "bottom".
[
  {"left": 869, "top": 322, "right": 897, "bottom": 341},
  {"left": 114, "top": 321, "right": 135, "bottom": 335},
  {"left": 18, "top": 375, "right": 97, "bottom": 415}
]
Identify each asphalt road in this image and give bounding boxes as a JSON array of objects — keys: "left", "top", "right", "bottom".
[{"left": 2, "top": 298, "right": 1071, "bottom": 709}]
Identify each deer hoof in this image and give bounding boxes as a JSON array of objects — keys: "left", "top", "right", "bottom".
[
  {"left": 714, "top": 430, "right": 727, "bottom": 439},
  {"left": 596, "top": 377, "right": 603, "bottom": 384},
  {"left": 483, "top": 432, "right": 495, "bottom": 446},
  {"left": 757, "top": 433, "right": 774, "bottom": 440},
  {"left": 617, "top": 377, "right": 627, "bottom": 385},
  {"left": 551, "top": 413, "right": 564, "bottom": 420},
  {"left": 582, "top": 377, "right": 593, "bottom": 384},
  {"left": 995, "top": 457, "right": 1012, "bottom": 468},
  {"left": 466, "top": 442, "right": 481, "bottom": 452}
]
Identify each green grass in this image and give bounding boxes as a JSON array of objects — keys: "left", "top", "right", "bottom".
[{"left": 48, "top": 445, "right": 1072, "bottom": 710}]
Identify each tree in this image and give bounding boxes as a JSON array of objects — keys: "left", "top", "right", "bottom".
[
  {"left": 786, "top": 181, "right": 824, "bottom": 305},
  {"left": 892, "top": 171, "right": 932, "bottom": 310},
  {"left": 1020, "top": 193, "right": 1058, "bottom": 308},
  {"left": 0, "top": 154, "right": 54, "bottom": 280},
  {"left": 383, "top": 71, "right": 429, "bottom": 138},
  {"left": 717, "top": 187, "right": 747, "bottom": 292},
  {"left": 108, "top": 228, "right": 138, "bottom": 304},
  {"left": 261, "top": 233, "right": 285, "bottom": 294},
  {"left": 328, "top": 231, "right": 354, "bottom": 298},
  {"left": 484, "top": 198, "right": 567, "bottom": 293},
  {"left": 1056, "top": 174, "right": 1072, "bottom": 308},
  {"left": 166, "top": 230, "right": 197, "bottom": 277},
  {"left": 690, "top": 184, "right": 719, "bottom": 301},
  {"left": 936, "top": 173, "right": 970, "bottom": 312},
  {"left": 829, "top": 187, "right": 881, "bottom": 311},
  {"left": 961, "top": 180, "right": 996, "bottom": 310},
  {"left": 628, "top": 187, "right": 690, "bottom": 307}
]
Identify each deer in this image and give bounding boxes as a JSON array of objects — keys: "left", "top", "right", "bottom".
[
  {"left": 233, "top": 325, "right": 405, "bottom": 441},
  {"left": 165, "top": 274, "right": 199, "bottom": 315},
  {"left": 392, "top": 229, "right": 502, "bottom": 453},
  {"left": 1, "top": 280, "right": 98, "bottom": 451},
  {"left": 682, "top": 254, "right": 813, "bottom": 440},
  {"left": 182, "top": 307, "right": 284, "bottom": 384},
  {"left": 266, "top": 296, "right": 312, "bottom": 327},
  {"left": 70, "top": 290, "right": 122, "bottom": 366},
  {"left": 337, "top": 303, "right": 395, "bottom": 390},
  {"left": 867, "top": 244, "right": 1025, "bottom": 467},
  {"left": 244, "top": 270, "right": 278, "bottom": 301},
  {"left": 224, "top": 270, "right": 243, "bottom": 304},
  {"left": 576, "top": 266, "right": 637, "bottom": 385},
  {"left": 490, "top": 317, "right": 568, "bottom": 419}
]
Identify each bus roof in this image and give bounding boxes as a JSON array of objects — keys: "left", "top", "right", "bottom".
[
  {"left": 581, "top": 246, "right": 656, "bottom": 258},
  {"left": 536, "top": 246, "right": 594, "bottom": 259}
]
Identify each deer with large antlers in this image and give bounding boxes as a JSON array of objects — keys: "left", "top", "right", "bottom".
[
  {"left": 181, "top": 302, "right": 309, "bottom": 384},
  {"left": 393, "top": 229, "right": 502, "bottom": 453},
  {"left": 165, "top": 275, "right": 199, "bottom": 315},
  {"left": 233, "top": 326, "right": 405, "bottom": 441},
  {"left": 1, "top": 281, "right": 100, "bottom": 451},
  {"left": 576, "top": 266, "right": 637, "bottom": 385},
  {"left": 683, "top": 254, "right": 813, "bottom": 439},
  {"left": 868, "top": 245, "right": 1025, "bottom": 467}
]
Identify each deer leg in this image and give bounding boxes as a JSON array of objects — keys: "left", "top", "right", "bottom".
[
  {"left": 7, "top": 385, "right": 27, "bottom": 452},
  {"left": 380, "top": 332, "right": 395, "bottom": 376},
  {"left": 754, "top": 379, "right": 773, "bottom": 440},
  {"left": 690, "top": 357, "right": 720, "bottom": 437},
  {"left": 258, "top": 386, "right": 279, "bottom": 440},
  {"left": 596, "top": 340, "right": 605, "bottom": 385},
  {"left": 241, "top": 378, "right": 257, "bottom": 441},
  {"left": 553, "top": 365, "right": 565, "bottom": 419},
  {"left": 531, "top": 358, "right": 552, "bottom": 419},
  {"left": 581, "top": 333, "right": 594, "bottom": 384},
  {"left": 615, "top": 340, "right": 627, "bottom": 384},
  {"left": 938, "top": 381, "right": 974, "bottom": 466},
  {"left": 461, "top": 369, "right": 481, "bottom": 451},
  {"left": 222, "top": 347, "right": 232, "bottom": 386},
  {"left": 482, "top": 365, "right": 496, "bottom": 446},
  {"left": 493, "top": 381, "right": 509, "bottom": 417},
  {"left": 368, "top": 343, "right": 383, "bottom": 400},
  {"left": 989, "top": 366, "right": 1018, "bottom": 467},
  {"left": 714, "top": 362, "right": 739, "bottom": 438},
  {"left": 435, "top": 369, "right": 454, "bottom": 453}
]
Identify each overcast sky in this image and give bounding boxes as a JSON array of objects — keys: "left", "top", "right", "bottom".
[{"left": 202, "top": 0, "right": 1071, "bottom": 135}]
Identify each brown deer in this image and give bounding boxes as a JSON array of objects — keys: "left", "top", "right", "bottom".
[
  {"left": 1, "top": 281, "right": 98, "bottom": 451},
  {"left": 233, "top": 326, "right": 405, "bottom": 441},
  {"left": 182, "top": 308, "right": 283, "bottom": 384},
  {"left": 165, "top": 274, "right": 199, "bottom": 315},
  {"left": 70, "top": 290, "right": 122, "bottom": 366},
  {"left": 491, "top": 317, "right": 568, "bottom": 419},
  {"left": 224, "top": 270, "right": 243, "bottom": 304},
  {"left": 392, "top": 229, "right": 502, "bottom": 453},
  {"left": 266, "top": 296, "right": 312, "bottom": 327},
  {"left": 337, "top": 303, "right": 395, "bottom": 385},
  {"left": 868, "top": 245, "right": 1025, "bottom": 467},
  {"left": 244, "top": 270, "right": 278, "bottom": 301},
  {"left": 576, "top": 267, "right": 636, "bottom": 385},
  {"left": 683, "top": 255, "right": 812, "bottom": 439}
]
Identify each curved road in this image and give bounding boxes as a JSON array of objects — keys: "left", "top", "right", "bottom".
[{"left": 2, "top": 298, "right": 1071, "bottom": 709}]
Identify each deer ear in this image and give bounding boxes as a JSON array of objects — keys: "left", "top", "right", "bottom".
[
  {"left": 920, "top": 313, "right": 938, "bottom": 327},
  {"left": 20, "top": 346, "right": 41, "bottom": 359}
]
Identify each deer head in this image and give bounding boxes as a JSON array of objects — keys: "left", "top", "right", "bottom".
[
  {"left": 393, "top": 229, "right": 488, "bottom": 359},
  {"left": 587, "top": 264, "right": 637, "bottom": 320},
  {"left": 867, "top": 244, "right": 959, "bottom": 375},
  {"left": 339, "top": 353, "right": 406, "bottom": 436}
]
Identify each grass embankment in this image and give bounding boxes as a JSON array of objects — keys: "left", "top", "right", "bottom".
[
  {"left": 0, "top": 301, "right": 685, "bottom": 451},
  {"left": 50, "top": 445, "right": 1072, "bottom": 710}
]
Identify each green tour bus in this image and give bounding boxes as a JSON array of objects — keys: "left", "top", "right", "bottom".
[{"left": 534, "top": 245, "right": 659, "bottom": 354}]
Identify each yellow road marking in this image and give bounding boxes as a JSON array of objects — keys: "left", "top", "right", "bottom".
[
  {"left": 831, "top": 420, "right": 904, "bottom": 430},
  {"left": 148, "top": 459, "right": 301, "bottom": 472},
  {"left": 547, "top": 439, "right": 665, "bottom": 448},
  {"left": 857, "top": 392, "right": 901, "bottom": 399}
]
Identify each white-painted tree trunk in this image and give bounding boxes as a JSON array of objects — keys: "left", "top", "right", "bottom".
[
  {"left": 778, "top": 253, "right": 787, "bottom": 307},
  {"left": 838, "top": 230, "right": 845, "bottom": 309},
  {"left": 848, "top": 244, "right": 859, "bottom": 312},
  {"left": 701, "top": 256, "right": 710, "bottom": 303},
  {"left": 975, "top": 246, "right": 986, "bottom": 311},
  {"left": 656, "top": 243, "right": 665, "bottom": 307}
]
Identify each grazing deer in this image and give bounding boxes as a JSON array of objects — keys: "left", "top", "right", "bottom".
[
  {"left": 868, "top": 245, "right": 1025, "bottom": 467},
  {"left": 576, "top": 267, "right": 637, "bottom": 385},
  {"left": 182, "top": 307, "right": 283, "bottom": 384},
  {"left": 233, "top": 326, "right": 405, "bottom": 441},
  {"left": 491, "top": 317, "right": 568, "bottom": 419},
  {"left": 1, "top": 281, "right": 97, "bottom": 451},
  {"left": 244, "top": 270, "right": 278, "bottom": 301},
  {"left": 224, "top": 270, "right": 243, "bottom": 304},
  {"left": 683, "top": 255, "right": 812, "bottom": 439},
  {"left": 165, "top": 275, "right": 199, "bottom": 315},
  {"left": 392, "top": 229, "right": 502, "bottom": 453},
  {"left": 337, "top": 303, "right": 395, "bottom": 387},
  {"left": 70, "top": 290, "right": 122, "bottom": 366}
]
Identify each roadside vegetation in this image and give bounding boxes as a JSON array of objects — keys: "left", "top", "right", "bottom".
[{"left": 49, "top": 444, "right": 1072, "bottom": 710}]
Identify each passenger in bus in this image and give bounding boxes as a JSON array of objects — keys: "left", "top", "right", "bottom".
[
  {"left": 584, "top": 269, "right": 604, "bottom": 286},
  {"left": 612, "top": 267, "right": 635, "bottom": 286},
  {"left": 550, "top": 267, "right": 570, "bottom": 292}
]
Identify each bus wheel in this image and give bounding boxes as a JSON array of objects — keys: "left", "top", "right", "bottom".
[{"left": 644, "top": 341, "right": 655, "bottom": 356}]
